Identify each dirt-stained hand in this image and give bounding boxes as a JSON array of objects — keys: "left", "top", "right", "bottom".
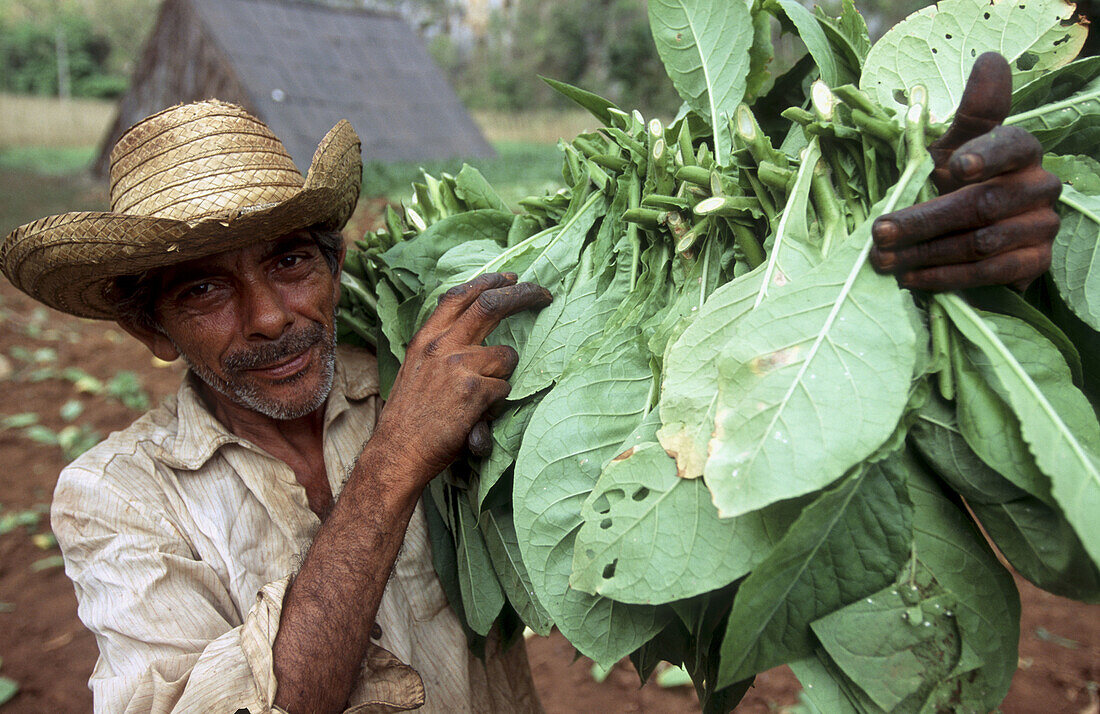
[
  {"left": 870, "top": 52, "right": 1061, "bottom": 292},
  {"left": 372, "top": 272, "right": 551, "bottom": 477}
]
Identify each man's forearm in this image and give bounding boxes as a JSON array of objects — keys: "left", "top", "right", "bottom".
[{"left": 271, "top": 437, "right": 429, "bottom": 714}]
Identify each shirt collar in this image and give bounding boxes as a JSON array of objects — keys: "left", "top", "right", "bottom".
[{"left": 162, "top": 344, "right": 380, "bottom": 471}]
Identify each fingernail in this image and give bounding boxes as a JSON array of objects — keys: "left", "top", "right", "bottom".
[
  {"left": 873, "top": 219, "right": 899, "bottom": 248},
  {"left": 874, "top": 250, "right": 896, "bottom": 270},
  {"left": 957, "top": 153, "right": 982, "bottom": 180}
]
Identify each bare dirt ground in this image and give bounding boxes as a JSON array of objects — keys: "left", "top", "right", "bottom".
[{"left": 0, "top": 194, "right": 1097, "bottom": 713}]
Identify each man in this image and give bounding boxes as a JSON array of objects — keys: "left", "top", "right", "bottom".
[{"left": 0, "top": 55, "right": 1057, "bottom": 713}]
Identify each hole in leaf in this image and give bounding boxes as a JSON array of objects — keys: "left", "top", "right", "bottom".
[
  {"left": 971, "top": 48, "right": 977, "bottom": 57},
  {"left": 1016, "top": 52, "right": 1039, "bottom": 71},
  {"left": 1053, "top": 33, "right": 1070, "bottom": 46},
  {"left": 932, "top": 47, "right": 938, "bottom": 54},
  {"left": 600, "top": 518, "right": 613, "bottom": 530},
  {"left": 893, "top": 88, "right": 909, "bottom": 105},
  {"left": 602, "top": 559, "right": 618, "bottom": 579},
  {"left": 632, "top": 487, "right": 650, "bottom": 501},
  {"left": 983, "top": 11, "right": 991, "bottom": 19},
  {"left": 945, "top": 33, "right": 952, "bottom": 39},
  {"left": 593, "top": 488, "right": 625, "bottom": 514}
]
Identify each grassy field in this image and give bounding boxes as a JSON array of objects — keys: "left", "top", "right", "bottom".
[{"left": 0, "top": 94, "right": 115, "bottom": 149}]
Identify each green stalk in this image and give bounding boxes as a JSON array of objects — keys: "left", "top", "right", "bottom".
[
  {"left": 623, "top": 207, "right": 667, "bottom": 229},
  {"left": 929, "top": 301, "right": 955, "bottom": 401},
  {"left": 675, "top": 165, "right": 712, "bottom": 187},
  {"left": 676, "top": 215, "right": 713, "bottom": 254},
  {"left": 676, "top": 119, "right": 694, "bottom": 167},
  {"left": 728, "top": 220, "right": 765, "bottom": 269},
  {"left": 629, "top": 172, "right": 642, "bottom": 291}
]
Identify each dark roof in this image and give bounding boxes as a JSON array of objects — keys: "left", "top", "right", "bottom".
[{"left": 187, "top": 0, "right": 492, "bottom": 168}]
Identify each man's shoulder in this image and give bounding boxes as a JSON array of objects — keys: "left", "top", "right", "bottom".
[{"left": 56, "top": 394, "right": 183, "bottom": 502}]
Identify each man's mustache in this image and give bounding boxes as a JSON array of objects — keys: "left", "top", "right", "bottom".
[{"left": 223, "top": 322, "right": 326, "bottom": 372}]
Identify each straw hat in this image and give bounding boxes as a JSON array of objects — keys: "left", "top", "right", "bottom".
[{"left": 0, "top": 99, "right": 362, "bottom": 319}]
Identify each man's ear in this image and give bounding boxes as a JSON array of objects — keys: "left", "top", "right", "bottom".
[{"left": 116, "top": 319, "right": 180, "bottom": 363}]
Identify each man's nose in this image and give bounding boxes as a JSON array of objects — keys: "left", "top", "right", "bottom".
[{"left": 241, "top": 278, "right": 293, "bottom": 340}]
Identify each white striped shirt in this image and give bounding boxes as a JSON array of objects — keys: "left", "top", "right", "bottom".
[{"left": 51, "top": 345, "right": 541, "bottom": 714}]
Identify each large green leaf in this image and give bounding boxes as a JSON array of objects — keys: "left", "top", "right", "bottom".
[
  {"left": 810, "top": 572, "right": 960, "bottom": 712},
  {"left": 475, "top": 400, "right": 537, "bottom": 511},
  {"left": 657, "top": 146, "right": 825, "bottom": 482},
  {"left": 1050, "top": 185, "right": 1100, "bottom": 330},
  {"left": 571, "top": 436, "right": 800, "bottom": 604},
  {"left": 1007, "top": 77, "right": 1100, "bottom": 154},
  {"left": 861, "top": 0, "right": 1086, "bottom": 122},
  {"left": 1010, "top": 56, "right": 1100, "bottom": 114},
  {"left": 509, "top": 242, "right": 631, "bottom": 400},
  {"left": 912, "top": 397, "right": 1100, "bottom": 602},
  {"left": 454, "top": 490, "right": 504, "bottom": 636},
  {"left": 1046, "top": 154, "right": 1100, "bottom": 195},
  {"left": 381, "top": 209, "right": 514, "bottom": 295},
  {"left": 904, "top": 454, "right": 1020, "bottom": 708},
  {"left": 540, "top": 76, "right": 619, "bottom": 126},
  {"left": 938, "top": 295, "right": 1100, "bottom": 567},
  {"left": 481, "top": 505, "right": 554, "bottom": 635},
  {"left": 701, "top": 162, "right": 929, "bottom": 518},
  {"left": 950, "top": 333, "right": 1052, "bottom": 501},
  {"left": 716, "top": 463, "right": 912, "bottom": 687},
  {"left": 788, "top": 656, "right": 860, "bottom": 714},
  {"left": 648, "top": 0, "right": 754, "bottom": 164},
  {"left": 513, "top": 345, "right": 667, "bottom": 666},
  {"left": 812, "top": 0, "right": 870, "bottom": 72},
  {"left": 453, "top": 165, "right": 509, "bottom": 213},
  {"left": 773, "top": 0, "right": 851, "bottom": 88}
]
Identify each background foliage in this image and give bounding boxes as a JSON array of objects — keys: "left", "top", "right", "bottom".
[{"left": 0, "top": 0, "right": 938, "bottom": 111}]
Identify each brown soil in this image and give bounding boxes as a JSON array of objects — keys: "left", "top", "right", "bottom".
[{"left": 0, "top": 202, "right": 1097, "bottom": 713}]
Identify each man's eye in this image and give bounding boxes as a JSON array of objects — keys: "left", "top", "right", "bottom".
[
  {"left": 277, "top": 254, "right": 305, "bottom": 269},
  {"left": 182, "top": 282, "right": 214, "bottom": 299}
]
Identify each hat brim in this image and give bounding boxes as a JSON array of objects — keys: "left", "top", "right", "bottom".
[{"left": 1, "top": 120, "right": 362, "bottom": 320}]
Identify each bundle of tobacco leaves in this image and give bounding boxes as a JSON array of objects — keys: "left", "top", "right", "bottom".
[{"left": 338, "top": 0, "right": 1100, "bottom": 710}]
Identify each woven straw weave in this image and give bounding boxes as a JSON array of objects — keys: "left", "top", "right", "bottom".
[{"left": 0, "top": 99, "right": 361, "bottom": 319}]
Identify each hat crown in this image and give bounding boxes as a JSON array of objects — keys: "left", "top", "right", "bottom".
[{"left": 108, "top": 100, "right": 305, "bottom": 222}]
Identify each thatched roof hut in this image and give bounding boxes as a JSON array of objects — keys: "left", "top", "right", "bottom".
[{"left": 95, "top": 0, "right": 492, "bottom": 175}]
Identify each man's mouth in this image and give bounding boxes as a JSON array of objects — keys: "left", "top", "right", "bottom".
[{"left": 245, "top": 344, "right": 315, "bottom": 380}]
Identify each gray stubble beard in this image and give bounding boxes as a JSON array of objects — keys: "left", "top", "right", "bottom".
[{"left": 174, "top": 318, "right": 338, "bottom": 421}]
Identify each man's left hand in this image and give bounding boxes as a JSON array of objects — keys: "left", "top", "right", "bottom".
[{"left": 869, "top": 52, "right": 1062, "bottom": 292}]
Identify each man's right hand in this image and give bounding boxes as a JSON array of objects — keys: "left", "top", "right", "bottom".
[{"left": 372, "top": 272, "right": 552, "bottom": 477}]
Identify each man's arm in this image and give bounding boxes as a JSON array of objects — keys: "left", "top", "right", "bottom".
[
  {"left": 870, "top": 52, "right": 1062, "bottom": 291},
  {"left": 271, "top": 272, "right": 550, "bottom": 714}
]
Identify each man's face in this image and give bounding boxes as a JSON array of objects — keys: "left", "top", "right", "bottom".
[{"left": 148, "top": 230, "right": 343, "bottom": 420}]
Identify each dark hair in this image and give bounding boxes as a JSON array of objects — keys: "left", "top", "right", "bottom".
[{"left": 111, "top": 226, "right": 345, "bottom": 332}]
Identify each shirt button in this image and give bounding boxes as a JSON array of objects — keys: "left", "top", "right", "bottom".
[{"left": 371, "top": 622, "right": 383, "bottom": 639}]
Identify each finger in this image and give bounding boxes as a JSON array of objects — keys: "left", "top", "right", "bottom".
[
  {"left": 467, "top": 420, "right": 493, "bottom": 458},
  {"left": 442, "top": 345, "right": 521, "bottom": 379},
  {"left": 930, "top": 52, "right": 1012, "bottom": 156},
  {"left": 870, "top": 209, "right": 1059, "bottom": 273},
  {"left": 929, "top": 52, "right": 1013, "bottom": 191},
  {"left": 477, "top": 345, "right": 521, "bottom": 379},
  {"left": 427, "top": 273, "right": 518, "bottom": 330},
  {"left": 873, "top": 167, "right": 1062, "bottom": 249},
  {"left": 898, "top": 244, "right": 1052, "bottom": 292},
  {"left": 946, "top": 126, "right": 1043, "bottom": 185},
  {"left": 448, "top": 282, "right": 553, "bottom": 345}
]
